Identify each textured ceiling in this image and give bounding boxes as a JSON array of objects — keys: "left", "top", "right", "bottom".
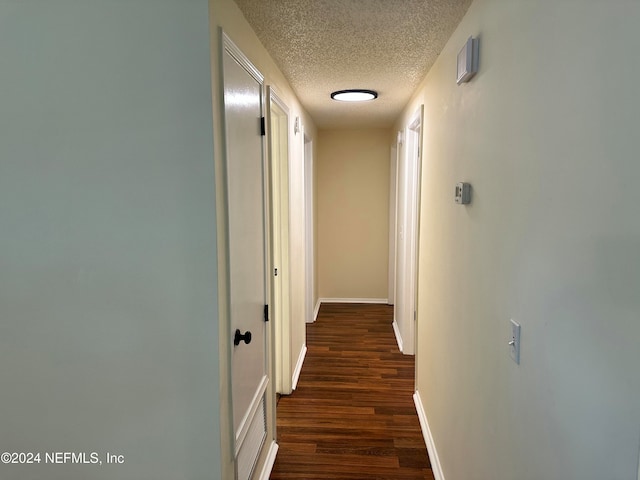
[{"left": 234, "top": 0, "right": 473, "bottom": 129}]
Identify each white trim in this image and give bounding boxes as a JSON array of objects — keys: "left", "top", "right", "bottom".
[
  {"left": 392, "top": 320, "right": 404, "bottom": 353},
  {"left": 291, "top": 344, "right": 307, "bottom": 390},
  {"left": 222, "top": 31, "right": 264, "bottom": 84},
  {"left": 235, "top": 375, "right": 269, "bottom": 455},
  {"left": 268, "top": 87, "right": 289, "bottom": 116},
  {"left": 388, "top": 143, "right": 398, "bottom": 305},
  {"left": 395, "top": 105, "right": 423, "bottom": 357},
  {"left": 318, "top": 297, "right": 388, "bottom": 304},
  {"left": 413, "top": 391, "right": 445, "bottom": 480},
  {"left": 313, "top": 298, "right": 321, "bottom": 322},
  {"left": 304, "top": 133, "right": 315, "bottom": 324},
  {"left": 267, "top": 85, "right": 293, "bottom": 396},
  {"left": 256, "top": 440, "right": 279, "bottom": 480}
]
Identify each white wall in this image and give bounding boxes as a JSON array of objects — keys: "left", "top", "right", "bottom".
[
  {"left": 0, "top": 2, "right": 220, "bottom": 479},
  {"left": 399, "top": 0, "right": 640, "bottom": 479}
]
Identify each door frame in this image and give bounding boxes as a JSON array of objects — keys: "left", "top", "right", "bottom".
[
  {"left": 393, "top": 106, "right": 423, "bottom": 356},
  {"left": 267, "top": 86, "right": 293, "bottom": 395},
  {"left": 388, "top": 139, "right": 399, "bottom": 305},
  {"left": 303, "top": 133, "right": 314, "bottom": 323}
]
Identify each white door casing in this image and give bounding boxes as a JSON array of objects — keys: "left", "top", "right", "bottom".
[
  {"left": 268, "top": 87, "right": 292, "bottom": 395},
  {"left": 394, "top": 106, "right": 423, "bottom": 356},
  {"left": 394, "top": 130, "right": 408, "bottom": 353},
  {"left": 388, "top": 141, "right": 399, "bottom": 305},
  {"left": 221, "top": 33, "right": 270, "bottom": 480},
  {"left": 304, "top": 134, "right": 314, "bottom": 323}
]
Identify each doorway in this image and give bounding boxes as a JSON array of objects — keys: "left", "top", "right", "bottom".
[
  {"left": 388, "top": 140, "right": 399, "bottom": 305},
  {"left": 304, "top": 134, "right": 314, "bottom": 323},
  {"left": 393, "top": 106, "right": 423, "bottom": 356},
  {"left": 268, "top": 87, "right": 293, "bottom": 395}
]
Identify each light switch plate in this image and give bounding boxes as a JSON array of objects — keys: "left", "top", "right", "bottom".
[{"left": 509, "top": 319, "right": 521, "bottom": 364}]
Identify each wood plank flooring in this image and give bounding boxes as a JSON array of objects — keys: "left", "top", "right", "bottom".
[{"left": 270, "top": 303, "right": 433, "bottom": 480}]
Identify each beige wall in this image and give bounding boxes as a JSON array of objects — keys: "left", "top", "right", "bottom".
[
  {"left": 397, "top": 0, "right": 640, "bottom": 479},
  {"left": 317, "top": 129, "right": 391, "bottom": 300},
  {"left": 210, "top": 0, "right": 317, "bottom": 476}
]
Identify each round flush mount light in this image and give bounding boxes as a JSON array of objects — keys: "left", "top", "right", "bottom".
[{"left": 330, "top": 89, "right": 378, "bottom": 102}]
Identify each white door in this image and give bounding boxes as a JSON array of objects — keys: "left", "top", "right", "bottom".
[
  {"left": 394, "top": 106, "right": 423, "bottom": 356},
  {"left": 222, "top": 34, "right": 270, "bottom": 480},
  {"left": 304, "top": 134, "right": 314, "bottom": 324},
  {"left": 388, "top": 141, "right": 399, "bottom": 305},
  {"left": 268, "top": 88, "right": 292, "bottom": 395}
]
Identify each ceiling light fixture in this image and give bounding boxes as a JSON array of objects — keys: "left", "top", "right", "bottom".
[{"left": 330, "top": 89, "right": 378, "bottom": 102}]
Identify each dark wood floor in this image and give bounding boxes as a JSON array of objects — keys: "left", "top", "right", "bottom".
[{"left": 270, "top": 303, "right": 434, "bottom": 480}]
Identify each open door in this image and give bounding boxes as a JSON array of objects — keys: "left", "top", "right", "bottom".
[
  {"left": 304, "top": 134, "right": 314, "bottom": 324},
  {"left": 267, "top": 87, "right": 293, "bottom": 395},
  {"left": 388, "top": 139, "right": 399, "bottom": 305},
  {"left": 393, "top": 106, "right": 423, "bottom": 355}
]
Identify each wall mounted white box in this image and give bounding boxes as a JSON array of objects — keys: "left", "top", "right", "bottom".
[
  {"left": 457, "top": 36, "right": 479, "bottom": 84},
  {"left": 455, "top": 182, "right": 471, "bottom": 204}
]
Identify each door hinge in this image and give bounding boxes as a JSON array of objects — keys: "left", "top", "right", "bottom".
[
  {"left": 260, "top": 117, "right": 266, "bottom": 136},
  {"left": 264, "top": 304, "right": 269, "bottom": 322}
]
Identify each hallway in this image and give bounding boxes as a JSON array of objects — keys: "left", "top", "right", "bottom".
[{"left": 270, "top": 303, "right": 433, "bottom": 479}]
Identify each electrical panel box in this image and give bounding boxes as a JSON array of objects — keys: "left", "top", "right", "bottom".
[{"left": 455, "top": 182, "right": 471, "bottom": 204}]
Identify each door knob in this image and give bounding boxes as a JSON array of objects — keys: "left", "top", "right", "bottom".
[{"left": 234, "top": 329, "right": 252, "bottom": 346}]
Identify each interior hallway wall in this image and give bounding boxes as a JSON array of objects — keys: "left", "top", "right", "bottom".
[
  {"left": 0, "top": 2, "right": 220, "bottom": 478},
  {"left": 396, "top": 0, "right": 640, "bottom": 479},
  {"left": 317, "top": 128, "right": 391, "bottom": 300}
]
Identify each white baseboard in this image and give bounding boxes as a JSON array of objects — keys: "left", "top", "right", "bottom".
[
  {"left": 413, "top": 390, "right": 445, "bottom": 480},
  {"left": 318, "top": 297, "right": 389, "bottom": 304},
  {"left": 256, "top": 440, "right": 279, "bottom": 480},
  {"left": 291, "top": 344, "right": 307, "bottom": 390},
  {"left": 392, "top": 320, "right": 404, "bottom": 353},
  {"left": 312, "top": 298, "right": 321, "bottom": 322}
]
